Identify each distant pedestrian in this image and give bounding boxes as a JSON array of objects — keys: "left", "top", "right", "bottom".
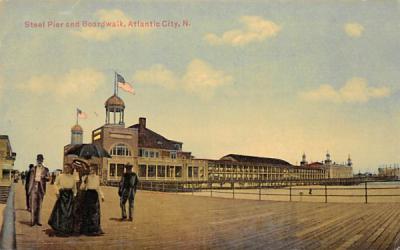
[
  {"left": 50, "top": 172, "right": 56, "bottom": 185},
  {"left": 48, "top": 164, "right": 77, "bottom": 236},
  {"left": 309, "top": 188, "right": 312, "bottom": 195},
  {"left": 118, "top": 164, "right": 139, "bottom": 221},
  {"left": 28, "top": 154, "right": 50, "bottom": 226},
  {"left": 21, "top": 171, "right": 25, "bottom": 185},
  {"left": 80, "top": 166, "right": 104, "bottom": 236},
  {"left": 25, "top": 164, "right": 34, "bottom": 211}
]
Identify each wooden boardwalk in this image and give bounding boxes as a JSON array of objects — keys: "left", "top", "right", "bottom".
[{"left": 13, "top": 183, "right": 400, "bottom": 249}]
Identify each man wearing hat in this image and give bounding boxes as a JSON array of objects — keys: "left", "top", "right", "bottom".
[
  {"left": 28, "top": 154, "right": 50, "bottom": 226},
  {"left": 118, "top": 164, "right": 139, "bottom": 221}
]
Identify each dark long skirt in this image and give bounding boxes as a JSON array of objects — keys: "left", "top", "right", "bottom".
[
  {"left": 48, "top": 189, "right": 74, "bottom": 234},
  {"left": 81, "top": 190, "right": 102, "bottom": 235},
  {"left": 72, "top": 190, "right": 85, "bottom": 234}
]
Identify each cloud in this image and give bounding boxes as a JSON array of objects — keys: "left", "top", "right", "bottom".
[
  {"left": 133, "top": 59, "right": 233, "bottom": 97},
  {"left": 18, "top": 68, "right": 106, "bottom": 99},
  {"left": 300, "top": 78, "right": 390, "bottom": 103},
  {"left": 344, "top": 23, "right": 364, "bottom": 38},
  {"left": 72, "top": 9, "right": 147, "bottom": 41},
  {"left": 204, "top": 16, "right": 281, "bottom": 46},
  {"left": 134, "top": 64, "right": 178, "bottom": 89}
]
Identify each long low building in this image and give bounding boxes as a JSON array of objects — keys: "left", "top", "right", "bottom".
[{"left": 63, "top": 92, "right": 353, "bottom": 185}]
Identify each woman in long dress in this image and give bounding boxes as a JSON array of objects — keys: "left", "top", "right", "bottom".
[
  {"left": 71, "top": 161, "right": 87, "bottom": 235},
  {"left": 48, "top": 164, "right": 77, "bottom": 236},
  {"left": 80, "top": 166, "right": 104, "bottom": 236}
]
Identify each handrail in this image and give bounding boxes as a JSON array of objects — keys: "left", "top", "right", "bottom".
[
  {"left": 0, "top": 184, "right": 15, "bottom": 250},
  {"left": 137, "top": 179, "right": 400, "bottom": 203}
]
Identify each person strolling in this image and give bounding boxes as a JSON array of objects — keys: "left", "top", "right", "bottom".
[
  {"left": 25, "top": 164, "right": 34, "bottom": 211},
  {"left": 118, "top": 164, "right": 139, "bottom": 221},
  {"left": 80, "top": 166, "right": 104, "bottom": 236},
  {"left": 28, "top": 154, "right": 49, "bottom": 226},
  {"left": 48, "top": 164, "right": 77, "bottom": 236}
]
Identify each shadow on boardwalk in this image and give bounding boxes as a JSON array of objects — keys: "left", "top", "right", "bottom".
[{"left": 14, "top": 184, "right": 400, "bottom": 249}]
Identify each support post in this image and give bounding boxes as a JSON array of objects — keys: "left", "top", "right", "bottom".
[
  {"left": 289, "top": 183, "right": 292, "bottom": 202},
  {"left": 325, "top": 184, "right": 328, "bottom": 203},
  {"left": 365, "top": 181, "right": 368, "bottom": 204},
  {"left": 232, "top": 181, "right": 235, "bottom": 199},
  {"left": 259, "top": 181, "right": 261, "bottom": 201}
]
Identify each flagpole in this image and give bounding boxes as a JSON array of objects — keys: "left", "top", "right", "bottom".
[{"left": 114, "top": 71, "right": 116, "bottom": 96}]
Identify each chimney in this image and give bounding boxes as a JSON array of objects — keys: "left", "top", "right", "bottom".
[{"left": 139, "top": 117, "right": 146, "bottom": 129}]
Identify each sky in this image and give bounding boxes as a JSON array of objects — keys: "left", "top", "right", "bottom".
[{"left": 0, "top": 0, "right": 399, "bottom": 173}]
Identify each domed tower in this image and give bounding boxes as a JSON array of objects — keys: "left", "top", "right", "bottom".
[
  {"left": 300, "top": 152, "right": 308, "bottom": 166},
  {"left": 347, "top": 154, "right": 352, "bottom": 167},
  {"left": 105, "top": 94, "right": 125, "bottom": 126},
  {"left": 71, "top": 124, "right": 83, "bottom": 145},
  {"left": 324, "top": 151, "right": 332, "bottom": 165}
]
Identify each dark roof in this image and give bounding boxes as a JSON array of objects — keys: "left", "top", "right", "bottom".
[
  {"left": 220, "top": 154, "right": 292, "bottom": 166},
  {"left": 129, "top": 124, "right": 182, "bottom": 150},
  {"left": 0, "top": 135, "right": 9, "bottom": 139},
  {"left": 307, "top": 162, "right": 324, "bottom": 167}
]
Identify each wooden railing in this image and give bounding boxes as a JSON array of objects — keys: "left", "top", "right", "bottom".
[{"left": 137, "top": 178, "right": 400, "bottom": 204}]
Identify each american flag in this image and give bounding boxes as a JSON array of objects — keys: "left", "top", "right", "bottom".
[
  {"left": 77, "top": 108, "right": 88, "bottom": 119},
  {"left": 116, "top": 73, "right": 135, "bottom": 94}
]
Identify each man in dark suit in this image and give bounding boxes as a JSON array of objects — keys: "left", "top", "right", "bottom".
[
  {"left": 28, "top": 154, "right": 49, "bottom": 226},
  {"left": 25, "top": 164, "right": 34, "bottom": 211},
  {"left": 118, "top": 164, "right": 139, "bottom": 221}
]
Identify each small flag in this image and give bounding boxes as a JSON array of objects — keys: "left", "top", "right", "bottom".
[
  {"left": 116, "top": 73, "right": 126, "bottom": 84},
  {"left": 118, "top": 82, "right": 135, "bottom": 94},
  {"left": 77, "top": 108, "right": 88, "bottom": 119},
  {"left": 116, "top": 73, "right": 135, "bottom": 94}
]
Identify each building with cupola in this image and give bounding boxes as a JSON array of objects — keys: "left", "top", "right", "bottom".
[
  {"left": 300, "top": 152, "right": 353, "bottom": 179},
  {"left": 63, "top": 87, "right": 353, "bottom": 185}
]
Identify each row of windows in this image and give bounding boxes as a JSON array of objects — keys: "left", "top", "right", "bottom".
[
  {"left": 139, "top": 149, "right": 160, "bottom": 158},
  {"left": 188, "top": 166, "right": 199, "bottom": 178},
  {"left": 139, "top": 149, "right": 177, "bottom": 159},
  {"left": 109, "top": 163, "right": 125, "bottom": 177},
  {"left": 139, "top": 165, "right": 182, "bottom": 178},
  {"left": 110, "top": 144, "right": 132, "bottom": 156}
]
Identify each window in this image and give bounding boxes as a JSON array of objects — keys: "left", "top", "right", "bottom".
[
  {"left": 170, "top": 151, "right": 177, "bottom": 159},
  {"left": 175, "top": 166, "right": 182, "bottom": 178},
  {"left": 188, "top": 166, "right": 193, "bottom": 178},
  {"left": 157, "top": 165, "right": 166, "bottom": 177},
  {"left": 167, "top": 166, "right": 174, "bottom": 177},
  {"left": 148, "top": 165, "right": 156, "bottom": 177},
  {"left": 193, "top": 167, "right": 199, "bottom": 178},
  {"left": 109, "top": 164, "right": 116, "bottom": 177},
  {"left": 139, "top": 165, "right": 146, "bottom": 177},
  {"left": 110, "top": 144, "right": 132, "bottom": 156},
  {"left": 155, "top": 152, "right": 159, "bottom": 158},
  {"left": 139, "top": 149, "right": 144, "bottom": 157},
  {"left": 144, "top": 150, "right": 149, "bottom": 157},
  {"left": 174, "top": 144, "right": 181, "bottom": 150},
  {"left": 150, "top": 151, "right": 155, "bottom": 158},
  {"left": 117, "top": 164, "right": 125, "bottom": 177}
]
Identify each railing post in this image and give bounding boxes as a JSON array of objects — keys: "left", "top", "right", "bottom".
[
  {"left": 210, "top": 181, "right": 213, "bottom": 197},
  {"left": 232, "top": 181, "right": 235, "bottom": 199},
  {"left": 365, "top": 181, "right": 368, "bottom": 204},
  {"left": 325, "top": 184, "right": 328, "bottom": 203},
  {"left": 259, "top": 181, "right": 261, "bottom": 201},
  {"left": 176, "top": 181, "right": 178, "bottom": 193},
  {"left": 150, "top": 181, "right": 153, "bottom": 191},
  {"left": 289, "top": 183, "right": 292, "bottom": 202},
  {"left": 192, "top": 182, "right": 194, "bottom": 195},
  {"left": 162, "top": 182, "right": 165, "bottom": 192}
]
